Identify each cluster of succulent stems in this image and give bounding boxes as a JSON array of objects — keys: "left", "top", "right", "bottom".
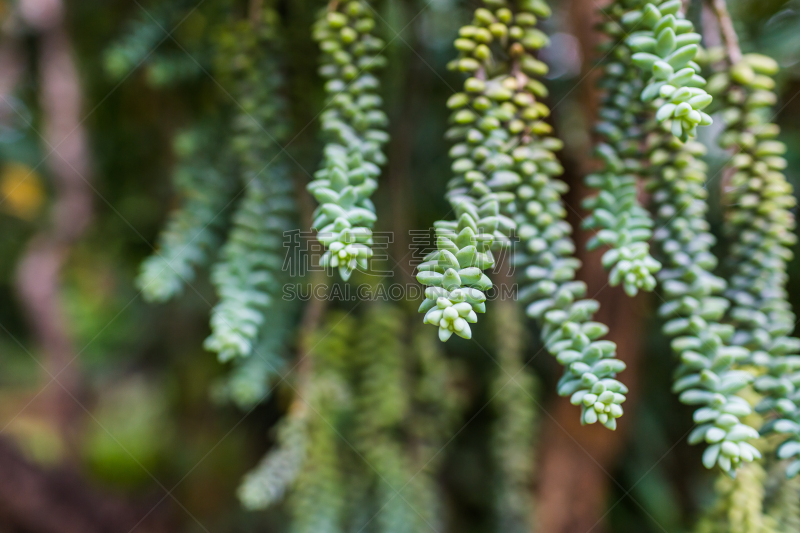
[{"left": 138, "top": 0, "right": 800, "bottom": 478}]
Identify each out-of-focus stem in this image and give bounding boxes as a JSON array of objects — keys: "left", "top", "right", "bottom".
[{"left": 709, "top": 0, "right": 742, "bottom": 64}]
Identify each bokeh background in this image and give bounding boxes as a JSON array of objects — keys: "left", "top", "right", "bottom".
[{"left": 0, "top": 0, "right": 799, "bottom": 532}]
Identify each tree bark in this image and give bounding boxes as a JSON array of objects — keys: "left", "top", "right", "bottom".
[{"left": 15, "top": 0, "right": 93, "bottom": 452}]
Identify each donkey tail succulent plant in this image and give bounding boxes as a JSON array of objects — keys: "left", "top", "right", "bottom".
[
  {"left": 707, "top": 52, "right": 800, "bottom": 477},
  {"left": 418, "top": 0, "right": 562, "bottom": 341},
  {"left": 307, "top": 0, "right": 388, "bottom": 281}
]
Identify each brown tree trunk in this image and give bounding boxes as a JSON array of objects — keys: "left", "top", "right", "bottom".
[
  {"left": 534, "top": 1, "right": 645, "bottom": 531},
  {"left": 15, "top": 0, "right": 93, "bottom": 453}
]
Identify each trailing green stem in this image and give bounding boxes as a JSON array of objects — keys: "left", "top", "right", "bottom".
[
  {"left": 417, "top": 0, "right": 556, "bottom": 342},
  {"left": 625, "top": 0, "right": 713, "bottom": 141},
  {"left": 490, "top": 302, "right": 537, "bottom": 532},
  {"left": 515, "top": 136, "right": 628, "bottom": 429},
  {"left": 707, "top": 53, "right": 800, "bottom": 477},
  {"left": 137, "top": 126, "right": 234, "bottom": 302},
  {"left": 694, "top": 461, "right": 776, "bottom": 533},
  {"left": 613, "top": 0, "right": 760, "bottom": 473},
  {"left": 308, "top": 0, "right": 388, "bottom": 281},
  {"left": 204, "top": 12, "right": 296, "bottom": 362},
  {"left": 584, "top": 1, "right": 660, "bottom": 297},
  {"left": 647, "top": 133, "right": 760, "bottom": 472}
]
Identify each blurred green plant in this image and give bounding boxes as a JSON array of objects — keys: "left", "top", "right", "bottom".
[
  {"left": 237, "top": 307, "right": 462, "bottom": 532},
  {"left": 490, "top": 302, "right": 537, "bottom": 533},
  {"left": 135, "top": 6, "right": 295, "bottom": 388},
  {"left": 695, "top": 461, "right": 776, "bottom": 533}
]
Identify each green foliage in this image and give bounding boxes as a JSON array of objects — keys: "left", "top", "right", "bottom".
[
  {"left": 290, "top": 374, "right": 349, "bottom": 533},
  {"left": 103, "top": 2, "right": 174, "bottom": 82},
  {"left": 137, "top": 126, "right": 234, "bottom": 302},
  {"left": 589, "top": 0, "right": 758, "bottom": 472},
  {"left": 624, "top": 0, "right": 713, "bottom": 142},
  {"left": 695, "top": 461, "right": 777, "bottom": 533},
  {"left": 238, "top": 402, "right": 309, "bottom": 510},
  {"left": 211, "top": 308, "right": 293, "bottom": 409},
  {"left": 584, "top": 3, "right": 660, "bottom": 297},
  {"left": 417, "top": 203, "right": 497, "bottom": 342},
  {"left": 647, "top": 130, "right": 760, "bottom": 473},
  {"left": 281, "top": 313, "right": 356, "bottom": 533},
  {"left": 423, "top": 0, "right": 634, "bottom": 428},
  {"left": 204, "top": 170, "right": 294, "bottom": 361},
  {"left": 418, "top": 0, "right": 556, "bottom": 342},
  {"left": 125, "top": 0, "right": 242, "bottom": 304},
  {"left": 308, "top": 1, "right": 389, "bottom": 281},
  {"left": 765, "top": 471, "right": 800, "bottom": 530},
  {"left": 490, "top": 302, "right": 537, "bottom": 533},
  {"left": 103, "top": 0, "right": 217, "bottom": 87},
  {"left": 204, "top": 11, "right": 296, "bottom": 363},
  {"left": 706, "top": 54, "right": 800, "bottom": 477},
  {"left": 237, "top": 307, "right": 459, "bottom": 531},
  {"left": 515, "top": 134, "right": 627, "bottom": 429},
  {"left": 17, "top": 0, "right": 800, "bottom": 529},
  {"left": 352, "top": 308, "right": 435, "bottom": 533},
  {"left": 137, "top": 7, "right": 296, "bottom": 405},
  {"left": 403, "top": 329, "right": 463, "bottom": 530}
]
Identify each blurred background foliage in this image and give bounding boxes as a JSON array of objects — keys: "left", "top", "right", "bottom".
[{"left": 0, "top": 0, "right": 798, "bottom": 532}]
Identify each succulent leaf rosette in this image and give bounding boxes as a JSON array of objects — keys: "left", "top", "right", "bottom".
[{"left": 417, "top": 201, "right": 497, "bottom": 342}]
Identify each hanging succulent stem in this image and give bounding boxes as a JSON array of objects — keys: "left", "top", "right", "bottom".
[
  {"left": 203, "top": 9, "right": 296, "bottom": 363},
  {"left": 308, "top": 0, "right": 388, "bottom": 281},
  {"left": 694, "top": 461, "right": 774, "bottom": 533},
  {"left": 626, "top": 1, "right": 714, "bottom": 140},
  {"left": 611, "top": 0, "right": 760, "bottom": 473},
  {"left": 136, "top": 126, "right": 234, "bottom": 303},
  {"left": 490, "top": 301, "right": 537, "bottom": 532},
  {"left": 648, "top": 132, "right": 760, "bottom": 473},
  {"left": 238, "top": 270, "right": 327, "bottom": 508},
  {"left": 240, "top": 306, "right": 451, "bottom": 530},
  {"left": 416, "top": 0, "right": 630, "bottom": 425},
  {"left": 703, "top": 14, "right": 800, "bottom": 475},
  {"left": 504, "top": 0, "right": 630, "bottom": 428},
  {"left": 514, "top": 133, "right": 629, "bottom": 429},
  {"left": 417, "top": 0, "right": 558, "bottom": 342},
  {"left": 584, "top": 1, "right": 661, "bottom": 298}
]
